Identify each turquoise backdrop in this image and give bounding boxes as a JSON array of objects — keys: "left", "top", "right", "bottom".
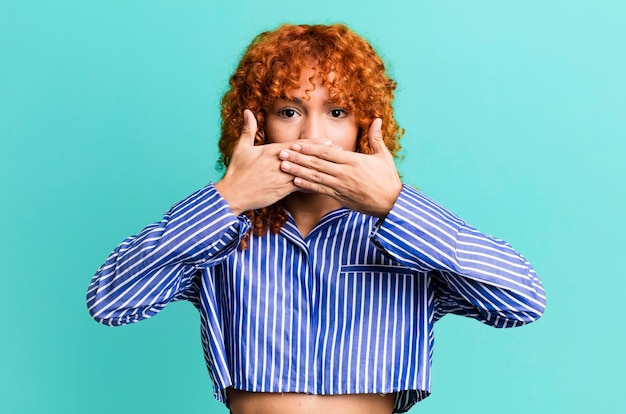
[{"left": 2, "top": 1, "right": 624, "bottom": 413}]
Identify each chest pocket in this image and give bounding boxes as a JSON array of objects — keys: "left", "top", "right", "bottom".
[{"left": 340, "top": 264, "right": 414, "bottom": 275}]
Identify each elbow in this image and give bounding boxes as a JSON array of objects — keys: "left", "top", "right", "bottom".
[
  {"left": 86, "top": 288, "right": 132, "bottom": 327},
  {"left": 86, "top": 288, "right": 155, "bottom": 327},
  {"left": 86, "top": 301, "right": 142, "bottom": 327},
  {"left": 522, "top": 283, "right": 547, "bottom": 324},
  {"left": 512, "top": 305, "right": 545, "bottom": 327},
  {"left": 86, "top": 268, "right": 133, "bottom": 327},
  {"left": 86, "top": 296, "right": 117, "bottom": 326},
  {"left": 86, "top": 281, "right": 113, "bottom": 326},
  {"left": 486, "top": 296, "right": 546, "bottom": 328},
  {"left": 499, "top": 279, "right": 547, "bottom": 328},
  {"left": 525, "top": 296, "right": 546, "bottom": 324}
]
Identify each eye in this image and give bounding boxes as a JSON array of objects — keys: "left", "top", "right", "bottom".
[
  {"left": 278, "top": 108, "right": 299, "bottom": 118},
  {"left": 329, "top": 108, "right": 348, "bottom": 118}
]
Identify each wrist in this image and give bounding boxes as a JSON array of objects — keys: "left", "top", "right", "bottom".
[
  {"left": 214, "top": 179, "right": 245, "bottom": 216},
  {"left": 376, "top": 180, "right": 402, "bottom": 219}
]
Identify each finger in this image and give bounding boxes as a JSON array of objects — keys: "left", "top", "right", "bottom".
[
  {"left": 237, "top": 109, "right": 258, "bottom": 148},
  {"left": 287, "top": 142, "right": 349, "bottom": 164},
  {"left": 368, "top": 118, "right": 387, "bottom": 155},
  {"left": 256, "top": 138, "right": 331, "bottom": 158},
  {"left": 292, "top": 138, "right": 333, "bottom": 147},
  {"left": 293, "top": 177, "right": 333, "bottom": 196},
  {"left": 282, "top": 155, "right": 351, "bottom": 203},
  {"left": 278, "top": 149, "right": 344, "bottom": 179},
  {"left": 280, "top": 156, "right": 337, "bottom": 182}
]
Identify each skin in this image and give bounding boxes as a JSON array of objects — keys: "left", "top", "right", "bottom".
[
  {"left": 227, "top": 389, "right": 396, "bottom": 414},
  {"left": 216, "top": 71, "right": 403, "bottom": 235},
  {"left": 215, "top": 71, "right": 402, "bottom": 413}
]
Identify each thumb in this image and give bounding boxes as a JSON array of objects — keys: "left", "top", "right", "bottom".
[
  {"left": 368, "top": 118, "right": 387, "bottom": 154},
  {"left": 238, "top": 109, "right": 258, "bottom": 148}
]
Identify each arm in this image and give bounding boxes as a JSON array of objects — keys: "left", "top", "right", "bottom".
[
  {"left": 370, "top": 185, "right": 546, "bottom": 327},
  {"left": 87, "top": 110, "right": 302, "bottom": 326},
  {"left": 86, "top": 184, "right": 251, "bottom": 326},
  {"left": 273, "top": 118, "right": 545, "bottom": 327}
]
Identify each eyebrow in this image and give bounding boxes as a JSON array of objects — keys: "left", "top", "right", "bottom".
[{"left": 282, "top": 97, "right": 337, "bottom": 105}]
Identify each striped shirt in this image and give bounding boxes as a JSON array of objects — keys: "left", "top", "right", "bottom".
[{"left": 86, "top": 183, "right": 546, "bottom": 413}]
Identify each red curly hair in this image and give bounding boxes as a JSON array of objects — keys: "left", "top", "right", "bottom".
[{"left": 218, "top": 23, "right": 403, "bottom": 247}]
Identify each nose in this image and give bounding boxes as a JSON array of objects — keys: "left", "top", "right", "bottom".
[{"left": 299, "top": 114, "right": 325, "bottom": 141}]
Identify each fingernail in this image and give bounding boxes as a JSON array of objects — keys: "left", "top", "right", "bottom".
[
  {"left": 281, "top": 161, "right": 291, "bottom": 171},
  {"left": 291, "top": 144, "right": 302, "bottom": 151},
  {"left": 294, "top": 177, "right": 303, "bottom": 186},
  {"left": 279, "top": 150, "right": 289, "bottom": 159}
]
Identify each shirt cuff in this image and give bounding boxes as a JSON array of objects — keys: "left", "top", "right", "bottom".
[
  {"left": 370, "top": 184, "right": 464, "bottom": 271},
  {"left": 167, "top": 182, "right": 252, "bottom": 264}
]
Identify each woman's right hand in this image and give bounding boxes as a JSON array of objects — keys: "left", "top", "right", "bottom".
[{"left": 214, "top": 109, "right": 300, "bottom": 216}]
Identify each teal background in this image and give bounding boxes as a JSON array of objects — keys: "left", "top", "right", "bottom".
[{"left": 2, "top": 1, "right": 624, "bottom": 413}]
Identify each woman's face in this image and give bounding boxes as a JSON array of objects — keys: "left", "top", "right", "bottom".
[{"left": 265, "top": 69, "right": 359, "bottom": 151}]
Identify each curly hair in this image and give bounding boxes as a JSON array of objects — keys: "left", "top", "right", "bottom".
[{"left": 218, "top": 23, "right": 403, "bottom": 247}]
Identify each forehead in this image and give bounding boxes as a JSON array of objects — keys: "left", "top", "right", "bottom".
[{"left": 280, "top": 67, "right": 341, "bottom": 99}]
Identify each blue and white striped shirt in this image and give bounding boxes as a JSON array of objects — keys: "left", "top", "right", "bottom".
[{"left": 87, "top": 183, "right": 545, "bottom": 413}]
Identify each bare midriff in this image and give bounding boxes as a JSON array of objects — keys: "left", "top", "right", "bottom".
[{"left": 227, "top": 389, "right": 396, "bottom": 414}]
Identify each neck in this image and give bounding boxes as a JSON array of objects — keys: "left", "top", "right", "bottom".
[{"left": 283, "top": 192, "right": 343, "bottom": 238}]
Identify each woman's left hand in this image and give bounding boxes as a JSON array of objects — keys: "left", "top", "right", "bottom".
[{"left": 278, "top": 118, "right": 403, "bottom": 219}]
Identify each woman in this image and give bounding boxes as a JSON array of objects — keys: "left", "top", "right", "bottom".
[{"left": 87, "top": 24, "right": 546, "bottom": 414}]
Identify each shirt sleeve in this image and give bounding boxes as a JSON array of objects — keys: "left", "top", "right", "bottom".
[
  {"left": 86, "top": 183, "right": 251, "bottom": 326},
  {"left": 370, "top": 184, "right": 546, "bottom": 328}
]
